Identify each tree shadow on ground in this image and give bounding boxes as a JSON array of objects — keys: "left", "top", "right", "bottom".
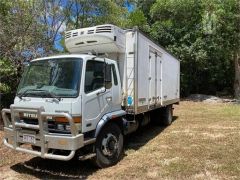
[{"left": 10, "top": 116, "right": 178, "bottom": 179}]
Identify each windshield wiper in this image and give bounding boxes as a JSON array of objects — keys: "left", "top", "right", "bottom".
[
  {"left": 39, "top": 89, "right": 61, "bottom": 102},
  {"left": 18, "top": 89, "right": 61, "bottom": 102},
  {"left": 17, "top": 89, "right": 37, "bottom": 99}
]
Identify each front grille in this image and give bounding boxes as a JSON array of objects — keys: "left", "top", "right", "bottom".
[
  {"left": 22, "top": 118, "right": 38, "bottom": 125},
  {"left": 22, "top": 118, "right": 70, "bottom": 134}
]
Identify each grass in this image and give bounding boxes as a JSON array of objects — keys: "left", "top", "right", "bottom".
[{"left": 0, "top": 101, "right": 240, "bottom": 179}]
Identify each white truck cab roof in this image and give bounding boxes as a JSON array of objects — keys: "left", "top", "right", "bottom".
[{"left": 31, "top": 54, "right": 97, "bottom": 62}]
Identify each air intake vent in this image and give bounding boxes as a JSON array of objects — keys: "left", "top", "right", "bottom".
[
  {"left": 96, "top": 25, "right": 112, "bottom": 33},
  {"left": 72, "top": 32, "right": 78, "bottom": 37},
  {"left": 65, "top": 32, "right": 71, "bottom": 39},
  {"left": 87, "top": 29, "right": 94, "bottom": 34}
]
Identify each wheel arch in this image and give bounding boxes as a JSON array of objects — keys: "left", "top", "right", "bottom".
[{"left": 94, "top": 110, "right": 126, "bottom": 138}]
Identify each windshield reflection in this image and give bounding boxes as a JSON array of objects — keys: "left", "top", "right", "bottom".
[{"left": 17, "top": 58, "right": 83, "bottom": 98}]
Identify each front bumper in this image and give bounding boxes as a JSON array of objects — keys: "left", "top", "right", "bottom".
[{"left": 2, "top": 105, "right": 85, "bottom": 161}]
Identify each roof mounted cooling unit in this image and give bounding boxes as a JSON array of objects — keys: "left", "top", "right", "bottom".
[{"left": 65, "top": 24, "right": 126, "bottom": 54}]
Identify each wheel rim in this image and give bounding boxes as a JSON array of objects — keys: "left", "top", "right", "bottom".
[{"left": 101, "top": 133, "right": 118, "bottom": 157}]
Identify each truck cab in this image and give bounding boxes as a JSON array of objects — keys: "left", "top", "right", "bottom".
[
  {"left": 15, "top": 54, "right": 122, "bottom": 134},
  {"left": 2, "top": 54, "right": 125, "bottom": 167}
]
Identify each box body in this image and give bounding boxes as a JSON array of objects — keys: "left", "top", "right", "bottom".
[{"left": 123, "top": 30, "right": 180, "bottom": 114}]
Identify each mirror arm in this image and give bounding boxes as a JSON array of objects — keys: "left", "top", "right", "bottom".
[
  {"left": 102, "top": 86, "right": 106, "bottom": 94},
  {"left": 104, "top": 58, "right": 106, "bottom": 88},
  {"left": 97, "top": 87, "right": 106, "bottom": 96}
]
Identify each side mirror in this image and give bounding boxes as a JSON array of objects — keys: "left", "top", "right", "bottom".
[
  {"left": 97, "top": 87, "right": 106, "bottom": 95},
  {"left": 105, "top": 64, "right": 112, "bottom": 89},
  {"left": 23, "top": 61, "right": 30, "bottom": 66}
]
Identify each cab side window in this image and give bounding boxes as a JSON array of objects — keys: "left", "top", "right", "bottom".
[
  {"left": 85, "top": 61, "right": 104, "bottom": 93},
  {"left": 111, "top": 64, "right": 118, "bottom": 86}
]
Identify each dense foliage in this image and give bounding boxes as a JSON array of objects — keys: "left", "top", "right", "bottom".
[
  {"left": 136, "top": 0, "right": 240, "bottom": 97},
  {"left": 0, "top": 0, "right": 239, "bottom": 102}
]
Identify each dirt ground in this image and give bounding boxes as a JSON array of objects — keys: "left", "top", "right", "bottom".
[{"left": 0, "top": 101, "right": 240, "bottom": 179}]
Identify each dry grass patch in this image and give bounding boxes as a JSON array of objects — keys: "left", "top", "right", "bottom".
[{"left": 0, "top": 101, "right": 240, "bottom": 179}]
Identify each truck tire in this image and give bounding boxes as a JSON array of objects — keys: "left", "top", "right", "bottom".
[
  {"left": 161, "top": 105, "right": 173, "bottom": 126},
  {"left": 93, "top": 123, "right": 124, "bottom": 168},
  {"left": 151, "top": 105, "right": 173, "bottom": 126}
]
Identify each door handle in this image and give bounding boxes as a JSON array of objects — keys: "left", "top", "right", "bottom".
[{"left": 106, "top": 96, "right": 112, "bottom": 102}]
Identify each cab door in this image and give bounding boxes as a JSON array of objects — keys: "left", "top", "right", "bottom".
[{"left": 82, "top": 59, "right": 113, "bottom": 133}]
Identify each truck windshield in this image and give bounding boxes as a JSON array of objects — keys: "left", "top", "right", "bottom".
[{"left": 17, "top": 58, "right": 83, "bottom": 98}]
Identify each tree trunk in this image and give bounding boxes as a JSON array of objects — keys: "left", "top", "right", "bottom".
[
  {"left": 234, "top": 51, "right": 240, "bottom": 99},
  {"left": 234, "top": 0, "right": 240, "bottom": 99}
]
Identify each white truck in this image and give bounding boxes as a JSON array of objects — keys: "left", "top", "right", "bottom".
[{"left": 2, "top": 24, "right": 180, "bottom": 168}]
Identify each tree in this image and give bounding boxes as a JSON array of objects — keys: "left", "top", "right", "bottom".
[
  {"left": 66, "top": 0, "right": 129, "bottom": 30},
  {"left": 0, "top": 0, "right": 48, "bottom": 94},
  {"left": 218, "top": 0, "right": 240, "bottom": 99},
  {"left": 137, "top": 0, "right": 239, "bottom": 97},
  {"left": 126, "top": 9, "right": 150, "bottom": 32},
  {"left": 37, "top": 0, "right": 74, "bottom": 52}
]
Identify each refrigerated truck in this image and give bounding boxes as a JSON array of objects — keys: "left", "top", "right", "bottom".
[{"left": 2, "top": 24, "right": 180, "bottom": 167}]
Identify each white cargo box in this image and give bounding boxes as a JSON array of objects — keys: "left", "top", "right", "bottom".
[{"left": 123, "top": 30, "right": 180, "bottom": 114}]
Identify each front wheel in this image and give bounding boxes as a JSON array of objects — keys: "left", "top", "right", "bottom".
[{"left": 93, "top": 123, "right": 124, "bottom": 168}]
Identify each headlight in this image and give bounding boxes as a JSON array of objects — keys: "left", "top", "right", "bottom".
[
  {"left": 47, "top": 116, "right": 82, "bottom": 133},
  {"left": 65, "top": 125, "right": 71, "bottom": 131},
  {"left": 57, "top": 124, "right": 65, "bottom": 131}
]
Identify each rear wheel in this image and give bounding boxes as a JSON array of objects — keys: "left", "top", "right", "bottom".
[
  {"left": 93, "top": 123, "right": 123, "bottom": 168},
  {"left": 151, "top": 105, "right": 173, "bottom": 126},
  {"left": 161, "top": 105, "right": 173, "bottom": 126}
]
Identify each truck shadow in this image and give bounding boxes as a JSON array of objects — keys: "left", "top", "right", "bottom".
[
  {"left": 125, "top": 116, "right": 178, "bottom": 151},
  {"left": 10, "top": 116, "right": 178, "bottom": 179}
]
